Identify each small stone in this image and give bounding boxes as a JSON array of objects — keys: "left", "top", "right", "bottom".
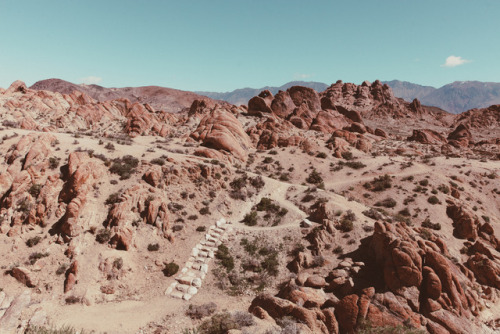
[
  {"left": 188, "top": 287, "right": 198, "bottom": 295},
  {"left": 176, "top": 284, "right": 189, "bottom": 293},
  {"left": 338, "top": 261, "right": 351, "bottom": 268},
  {"left": 183, "top": 293, "right": 193, "bottom": 301},
  {"left": 192, "top": 278, "right": 202, "bottom": 287},
  {"left": 171, "top": 291, "right": 183, "bottom": 299}
]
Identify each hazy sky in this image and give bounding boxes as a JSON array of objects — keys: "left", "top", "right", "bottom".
[{"left": 0, "top": 0, "right": 499, "bottom": 91}]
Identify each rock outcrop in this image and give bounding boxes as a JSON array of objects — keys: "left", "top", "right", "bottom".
[{"left": 190, "top": 107, "right": 253, "bottom": 161}]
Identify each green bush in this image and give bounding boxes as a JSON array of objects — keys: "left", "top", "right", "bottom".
[
  {"left": 374, "top": 197, "right": 397, "bottom": 208},
  {"left": 28, "top": 184, "right": 43, "bottom": 198},
  {"left": 199, "top": 312, "right": 239, "bottom": 334},
  {"left": 242, "top": 211, "right": 258, "bottom": 226},
  {"left": 163, "top": 262, "right": 179, "bottom": 277},
  {"left": 215, "top": 245, "right": 234, "bottom": 272},
  {"left": 364, "top": 174, "right": 392, "bottom": 192},
  {"left": 105, "top": 192, "right": 122, "bottom": 205},
  {"left": 427, "top": 196, "right": 440, "bottom": 205},
  {"left": 147, "top": 243, "right": 160, "bottom": 251},
  {"left": 26, "top": 236, "right": 41, "bottom": 247},
  {"left": 109, "top": 155, "right": 139, "bottom": 180},
  {"left": 306, "top": 170, "right": 323, "bottom": 185},
  {"left": 48, "top": 157, "right": 60, "bottom": 170},
  {"left": 96, "top": 229, "right": 112, "bottom": 244}
]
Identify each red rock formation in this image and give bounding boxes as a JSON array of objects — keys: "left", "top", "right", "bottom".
[
  {"left": 447, "top": 124, "right": 472, "bottom": 147},
  {"left": 446, "top": 203, "right": 479, "bottom": 240},
  {"left": 407, "top": 129, "right": 447, "bottom": 145},
  {"left": 190, "top": 107, "right": 253, "bottom": 160}
]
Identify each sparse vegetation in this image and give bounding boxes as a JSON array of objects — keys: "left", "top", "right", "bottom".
[
  {"left": 364, "top": 174, "right": 392, "bottom": 192},
  {"left": 163, "top": 262, "right": 179, "bottom": 277},
  {"left": 96, "top": 229, "right": 112, "bottom": 244},
  {"left": 26, "top": 236, "right": 42, "bottom": 247},
  {"left": 109, "top": 155, "right": 139, "bottom": 180},
  {"left": 147, "top": 243, "right": 160, "bottom": 251}
]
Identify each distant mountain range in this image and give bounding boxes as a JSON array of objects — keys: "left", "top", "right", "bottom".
[
  {"left": 198, "top": 80, "right": 500, "bottom": 114},
  {"left": 196, "top": 81, "right": 329, "bottom": 107},
  {"left": 28, "top": 78, "right": 500, "bottom": 114}
]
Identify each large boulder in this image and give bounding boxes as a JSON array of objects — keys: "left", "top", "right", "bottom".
[
  {"left": 190, "top": 108, "right": 253, "bottom": 161},
  {"left": 407, "top": 129, "right": 447, "bottom": 145}
]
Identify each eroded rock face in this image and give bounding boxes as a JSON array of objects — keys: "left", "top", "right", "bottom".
[
  {"left": 190, "top": 107, "right": 253, "bottom": 161},
  {"left": 59, "top": 152, "right": 106, "bottom": 238},
  {"left": 448, "top": 124, "right": 472, "bottom": 147},
  {"left": 446, "top": 203, "right": 479, "bottom": 240},
  {"left": 254, "top": 219, "right": 492, "bottom": 333},
  {"left": 407, "top": 129, "right": 447, "bottom": 145}
]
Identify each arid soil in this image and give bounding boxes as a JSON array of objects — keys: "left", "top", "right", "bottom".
[{"left": 0, "top": 80, "right": 499, "bottom": 334}]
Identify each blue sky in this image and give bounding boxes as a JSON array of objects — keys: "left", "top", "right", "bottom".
[{"left": 0, "top": 0, "right": 499, "bottom": 92}]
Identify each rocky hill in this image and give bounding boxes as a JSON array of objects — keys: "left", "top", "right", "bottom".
[
  {"left": 196, "top": 81, "right": 329, "bottom": 106},
  {"left": 30, "top": 78, "right": 220, "bottom": 113},
  {"left": 0, "top": 79, "right": 499, "bottom": 334}
]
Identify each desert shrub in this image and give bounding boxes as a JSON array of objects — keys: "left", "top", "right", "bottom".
[
  {"left": 188, "top": 215, "right": 199, "bottom": 220},
  {"left": 261, "top": 251, "right": 279, "bottom": 276},
  {"left": 26, "top": 236, "right": 41, "bottom": 247},
  {"left": 104, "top": 142, "right": 115, "bottom": 151},
  {"left": 28, "top": 184, "right": 43, "bottom": 198},
  {"left": 339, "top": 210, "right": 356, "bottom": 232},
  {"left": 263, "top": 157, "right": 273, "bottom": 164},
  {"left": 198, "top": 312, "right": 239, "bottom": 334},
  {"left": 363, "top": 174, "right": 392, "bottom": 192},
  {"left": 363, "top": 208, "right": 383, "bottom": 220},
  {"left": 427, "top": 196, "right": 440, "bottom": 205},
  {"left": 250, "top": 176, "right": 265, "bottom": 189},
  {"left": 341, "top": 151, "right": 354, "bottom": 160},
  {"left": 256, "top": 197, "right": 280, "bottom": 212},
  {"left": 196, "top": 226, "right": 206, "bottom": 232},
  {"left": 333, "top": 245, "right": 343, "bottom": 254},
  {"left": 173, "top": 224, "right": 184, "bottom": 232},
  {"left": 109, "top": 155, "right": 139, "bottom": 180},
  {"left": 242, "top": 211, "right": 258, "bottom": 226},
  {"left": 421, "top": 218, "right": 441, "bottom": 230},
  {"left": 357, "top": 320, "right": 427, "bottom": 334},
  {"left": 163, "top": 262, "right": 179, "bottom": 277},
  {"left": 301, "top": 193, "right": 315, "bottom": 202},
  {"left": 168, "top": 202, "right": 184, "bottom": 212},
  {"left": 419, "top": 179, "right": 429, "bottom": 186},
  {"left": 105, "top": 192, "right": 122, "bottom": 205},
  {"left": 279, "top": 173, "right": 290, "bottom": 181},
  {"left": 482, "top": 215, "right": 490, "bottom": 223},
  {"left": 232, "top": 311, "right": 255, "bottom": 327},
  {"left": 420, "top": 229, "right": 433, "bottom": 240},
  {"left": 374, "top": 197, "right": 397, "bottom": 208},
  {"left": 48, "top": 157, "right": 60, "bottom": 170},
  {"left": 230, "top": 176, "right": 247, "bottom": 190},
  {"left": 29, "top": 252, "right": 49, "bottom": 265},
  {"left": 316, "top": 152, "right": 327, "bottom": 159},
  {"left": 147, "top": 243, "right": 160, "bottom": 251},
  {"left": 25, "top": 325, "right": 86, "bottom": 334},
  {"left": 398, "top": 207, "right": 411, "bottom": 217},
  {"left": 186, "top": 302, "right": 217, "bottom": 319},
  {"left": 269, "top": 150, "right": 278, "bottom": 155},
  {"left": 150, "top": 158, "right": 165, "bottom": 166},
  {"left": 56, "top": 264, "right": 68, "bottom": 275},
  {"left": 344, "top": 161, "right": 367, "bottom": 169},
  {"left": 437, "top": 184, "right": 449, "bottom": 194},
  {"left": 215, "top": 245, "right": 234, "bottom": 272},
  {"left": 306, "top": 169, "right": 323, "bottom": 185},
  {"left": 199, "top": 207, "right": 210, "bottom": 215},
  {"left": 96, "top": 229, "right": 111, "bottom": 244}
]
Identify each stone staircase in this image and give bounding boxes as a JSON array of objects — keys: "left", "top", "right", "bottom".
[{"left": 165, "top": 218, "right": 232, "bottom": 301}]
